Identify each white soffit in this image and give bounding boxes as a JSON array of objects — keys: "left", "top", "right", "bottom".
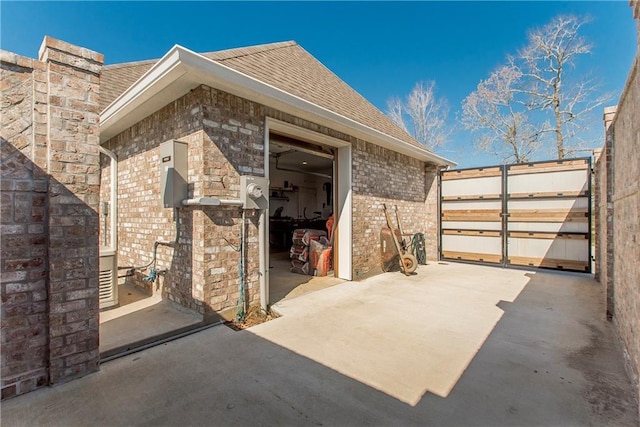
[{"left": 100, "top": 45, "right": 456, "bottom": 167}]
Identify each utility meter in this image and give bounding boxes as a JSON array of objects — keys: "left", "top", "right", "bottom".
[
  {"left": 240, "top": 176, "right": 269, "bottom": 209},
  {"left": 246, "top": 183, "right": 264, "bottom": 199}
]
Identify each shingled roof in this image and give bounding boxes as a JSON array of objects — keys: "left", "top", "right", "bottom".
[{"left": 101, "top": 41, "right": 424, "bottom": 149}]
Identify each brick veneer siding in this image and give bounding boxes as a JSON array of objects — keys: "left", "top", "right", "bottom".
[
  {"left": 102, "top": 86, "right": 266, "bottom": 316},
  {"left": 596, "top": 108, "right": 617, "bottom": 320},
  {"left": 351, "top": 140, "right": 438, "bottom": 280},
  {"left": 610, "top": 58, "right": 640, "bottom": 404},
  {"left": 595, "top": 0, "right": 640, "bottom": 414},
  {"left": 1, "top": 53, "right": 49, "bottom": 400},
  {"left": 1, "top": 37, "right": 103, "bottom": 399},
  {"left": 103, "top": 84, "right": 440, "bottom": 315},
  {"left": 101, "top": 91, "right": 205, "bottom": 308}
]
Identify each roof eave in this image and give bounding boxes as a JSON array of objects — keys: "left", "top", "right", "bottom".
[{"left": 100, "top": 45, "right": 456, "bottom": 167}]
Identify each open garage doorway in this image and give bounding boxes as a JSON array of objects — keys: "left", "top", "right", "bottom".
[{"left": 266, "top": 127, "right": 347, "bottom": 304}]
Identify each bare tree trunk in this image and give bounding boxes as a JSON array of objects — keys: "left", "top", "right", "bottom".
[
  {"left": 552, "top": 75, "right": 564, "bottom": 160},
  {"left": 513, "top": 145, "right": 522, "bottom": 163},
  {"left": 553, "top": 93, "right": 564, "bottom": 160}
]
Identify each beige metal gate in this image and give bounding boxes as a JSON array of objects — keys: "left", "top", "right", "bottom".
[{"left": 440, "top": 158, "right": 591, "bottom": 272}]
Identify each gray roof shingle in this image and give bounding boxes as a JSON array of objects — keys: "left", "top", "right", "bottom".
[{"left": 100, "top": 41, "right": 423, "bottom": 148}]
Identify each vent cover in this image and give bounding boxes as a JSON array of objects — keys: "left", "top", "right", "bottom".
[{"left": 99, "top": 251, "right": 118, "bottom": 309}]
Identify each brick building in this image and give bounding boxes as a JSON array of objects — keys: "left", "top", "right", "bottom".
[
  {"left": 2, "top": 1, "right": 639, "bottom": 405},
  {"left": 2, "top": 37, "right": 453, "bottom": 399},
  {"left": 97, "top": 41, "right": 454, "bottom": 319}
]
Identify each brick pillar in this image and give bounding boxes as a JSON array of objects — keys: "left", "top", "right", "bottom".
[
  {"left": 0, "top": 52, "right": 49, "bottom": 399},
  {"left": 38, "top": 37, "right": 103, "bottom": 384},
  {"left": 602, "top": 106, "right": 617, "bottom": 320},
  {"left": 593, "top": 146, "right": 603, "bottom": 283}
]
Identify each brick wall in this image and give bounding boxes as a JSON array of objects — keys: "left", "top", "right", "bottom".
[
  {"left": 596, "top": 107, "right": 618, "bottom": 319},
  {"left": 1, "top": 53, "right": 49, "bottom": 400},
  {"left": 101, "top": 89, "right": 205, "bottom": 305},
  {"left": 351, "top": 140, "right": 437, "bottom": 279},
  {"left": 104, "top": 84, "right": 440, "bottom": 316},
  {"left": 611, "top": 57, "right": 640, "bottom": 403},
  {"left": 199, "top": 86, "right": 263, "bottom": 313},
  {"left": 595, "top": 0, "right": 640, "bottom": 413},
  {"left": 1, "top": 37, "right": 102, "bottom": 399}
]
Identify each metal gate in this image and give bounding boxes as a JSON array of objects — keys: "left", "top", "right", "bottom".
[{"left": 440, "top": 158, "right": 591, "bottom": 272}]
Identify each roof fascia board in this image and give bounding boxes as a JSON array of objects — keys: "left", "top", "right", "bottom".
[
  {"left": 101, "top": 47, "right": 189, "bottom": 139},
  {"left": 180, "top": 47, "right": 455, "bottom": 167},
  {"left": 101, "top": 45, "right": 456, "bottom": 167}
]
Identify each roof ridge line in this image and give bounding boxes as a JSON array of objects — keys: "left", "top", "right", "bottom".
[
  {"left": 104, "top": 58, "right": 156, "bottom": 70},
  {"left": 205, "top": 41, "right": 297, "bottom": 61},
  {"left": 104, "top": 41, "right": 297, "bottom": 69}
]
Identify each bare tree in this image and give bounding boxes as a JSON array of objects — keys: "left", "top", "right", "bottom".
[
  {"left": 517, "top": 15, "right": 612, "bottom": 159},
  {"left": 387, "top": 81, "right": 450, "bottom": 150},
  {"left": 462, "top": 65, "right": 545, "bottom": 163}
]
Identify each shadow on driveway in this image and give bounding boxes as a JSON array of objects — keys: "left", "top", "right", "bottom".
[{"left": 1, "top": 263, "right": 637, "bottom": 426}]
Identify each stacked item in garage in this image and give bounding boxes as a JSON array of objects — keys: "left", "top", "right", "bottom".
[
  {"left": 290, "top": 229, "right": 327, "bottom": 275},
  {"left": 309, "top": 239, "right": 332, "bottom": 276}
]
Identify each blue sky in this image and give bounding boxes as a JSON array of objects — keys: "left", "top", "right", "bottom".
[{"left": 1, "top": 1, "right": 637, "bottom": 167}]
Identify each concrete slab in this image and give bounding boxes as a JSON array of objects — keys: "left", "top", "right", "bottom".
[
  {"left": 112, "top": 281, "right": 150, "bottom": 307},
  {"left": 99, "top": 295, "right": 202, "bottom": 354},
  {"left": 2, "top": 262, "right": 637, "bottom": 426},
  {"left": 256, "top": 262, "right": 529, "bottom": 405},
  {"left": 269, "top": 251, "right": 344, "bottom": 303}
]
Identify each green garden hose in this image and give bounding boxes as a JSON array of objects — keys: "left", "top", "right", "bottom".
[{"left": 412, "top": 233, "right": 427, "bottom": 265}]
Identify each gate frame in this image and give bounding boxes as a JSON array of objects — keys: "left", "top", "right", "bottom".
[{"left": 438, "top": 157, "right": 592, "bottom": 273}]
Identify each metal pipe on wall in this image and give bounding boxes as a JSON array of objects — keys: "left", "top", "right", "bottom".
[
  {"left": 236, "top": 209, "right": 247, "bottom": 322},
  {"left": 99, "top": 146, "right": 118, "bottom": 251},
  {"left": 182, "top": 198, "right": 243, "bottom": 207},
  {"left": 258, "top": 208, "right": 268, "bottom": 312}
]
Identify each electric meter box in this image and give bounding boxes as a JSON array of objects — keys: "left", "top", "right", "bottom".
[
  {"left": 240, "top": 176, "right": 269, "bottom": 209},
  {"left": 160, "top": 140, "right": 188, "bottom": 208}
]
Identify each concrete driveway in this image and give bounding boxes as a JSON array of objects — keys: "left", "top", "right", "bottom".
[{"left": 2, "top": 262, "right": 637, "bottom": 426}]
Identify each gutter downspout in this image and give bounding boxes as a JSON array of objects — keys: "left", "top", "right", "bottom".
[
  {"left": 99, "top": 146, "right": 119, "bottom": 307},
  {"left": 99, "top": 146, "right": 118, "bottom": 252},
  {"left": 258, "top": 209, "right": 267, "bottom": 312},
  {"left": 236, "top": 209, "right": 247, "bottom": 322}
]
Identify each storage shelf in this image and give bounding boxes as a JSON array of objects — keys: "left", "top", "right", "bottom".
[{"left": 270, "top": 187, "right": 295, "bottom": 201}]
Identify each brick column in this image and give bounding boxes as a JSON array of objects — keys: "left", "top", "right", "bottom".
[
  {"left": 38, "top": 37, "right": 103, "bottom": 384},
  {"left": 593, "top": 146, "right": 603, "bottom": 283},
  {"left": 602, "top": 106, "right": 617, "bottom": 320},
  {"left": 0, "top": 52, "right": 49, "bottom": 399}
]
